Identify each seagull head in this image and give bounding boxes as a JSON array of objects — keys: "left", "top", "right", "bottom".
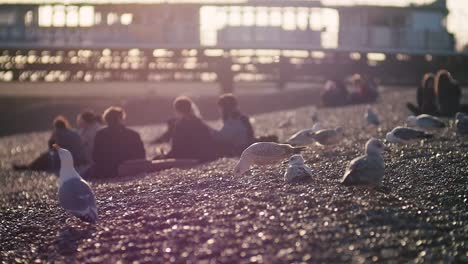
[
  {"left": 53, "top": 144, "right": 74, "bottom": 169},
  {"left": 406, "top": 115, "right": 418, "bottom": 126},
  {"left": 385, "top": 131, "right": 397, "bottom": 143},
  {"left": 455, "top": 112, "right": 465, "bottom": 120},
  {"left": 288, "top": 154, "right": 305, "bottom": 166},
  {"left": 234, "top": 158, "right": 250, "bottom": 177},
  {"left": 365, "top": 138, "right": 386, "bottom": 155}
]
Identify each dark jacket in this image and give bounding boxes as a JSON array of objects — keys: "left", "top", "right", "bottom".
[
  {"left": 437, "top": 80, "right": 461, "bottom": 116},
  {"left": 49, "top": 128, "right": 87, "bottom": 166},
  {"left": 92, "top": 124, "right": 145, "bottom": 178},
  {"left": 166, "top": 115, "right": 215, "bottom": 161}
]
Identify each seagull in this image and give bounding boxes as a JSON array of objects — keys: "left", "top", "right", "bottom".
[
  {"left": 455, "top": 112, "right": 468, "bottom": 135},
  {"left": 406, "top": 114, "right": 446, "bottom": 130},
  {"left": 386, "top": 126, "right": 433, "bottom": 144},
  {"left": 284, "top": 154, "right": 313, "bottom": 182},
  {"left": 234, "top": 142, "right": 306, "bottom": 176},
  {"left": 54, "top": 145, "right": 98, "bottom": 224},
  {"left": 366, "top": 105, "right": 380, "bottom": 126},
  {"left": 286, "top": 123, "right": 321, "bottom": 146},
  {"left": 341, "top": 138, "right": 385, "bottom": 187},
  {"left": 310, "top": 127, "right": 344, "bottom": 146}
]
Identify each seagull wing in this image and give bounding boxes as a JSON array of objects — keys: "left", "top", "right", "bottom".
[
  {"left": 393, "top": 127, "right": 431, "bottom": 140},
  {"left": 59, "top": 178, "right": 98, "bottom": 223}
]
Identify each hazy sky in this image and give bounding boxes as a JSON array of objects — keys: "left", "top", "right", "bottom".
[{"left": 2, "top": 0, "right": 467, "bottom": 49}]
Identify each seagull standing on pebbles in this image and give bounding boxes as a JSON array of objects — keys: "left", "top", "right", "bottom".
[
  {"left": 284, "top": 154, "right": 313, "bottom": 182},
  {"left": 55, "top": 145, "right": 98, "bottom": 224},
  {"left": 234, "top": 142, "right": 306, "bottom": 176},
  {"left": 406, "top": 114, "right": 446, "bottom": 130},
  {"left": 366, "top": 105, "right": 380, "bottom": 126},
  {"left": 455, "top": 112, "right": 468, "bottom": 135},
  {"left": 341, "top": 138, "right": 386, "bottom": 187},
  {"left": 286, "top": 123, "right": 321, "bottom": 146},
  {"left": 386, "top": 126, "right": 433, "bottom": 144},
  {"left": 311, "top": 127, "right": 344, "bottom": 146}
]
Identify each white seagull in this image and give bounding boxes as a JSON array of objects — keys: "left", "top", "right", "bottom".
[
  {"left": 310, "top": 127, "right": 344, "bottom": 146},
  {"left": 406, "top": 114, "right": 446, "bottom": 130},
  {"left": 386, "top": 126, "right": 433, "bottom": 144},
  {"left": 284, "top": 154, "right": 313, "bottom": 182},
  {"left": 341, "top": 138, "right": 386, "bottom": 187},
  {"left": 286, "top": 123, "right": 321, "bottom": 146},
  {"left": 234, "top": 142, "right": 306, "bottom": 176},
  {"left": 55, "top": 145, "right": 98, "bottom": 224}
]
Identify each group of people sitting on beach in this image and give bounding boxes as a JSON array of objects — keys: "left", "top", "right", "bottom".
[
  {"left": 320, "top": 74, "right": 379, "bottom": 107},
  {"left": 320, "top": 70, "right": 463, "bottom": 116},
  {"left": 406, "top": 69, "right": 464, "bottom": 117},
  {"left": 13, "top": 93, "right": 269, "bottom": 179},
  {"left": 13, "top": 69, "right": 462, "bottom": 179}
]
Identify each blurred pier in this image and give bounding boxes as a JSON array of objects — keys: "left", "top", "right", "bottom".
[{"left": 0, "top": 0, "right": 466, "bottom": 85}]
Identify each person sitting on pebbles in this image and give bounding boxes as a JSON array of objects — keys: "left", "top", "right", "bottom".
[
  {"left": 13, "top": 116, "right": 86, "bottom": 172},
  {"left": 214, "top": 93, "right": 255, "bottom": 157},
  {"left": 76, "top": 110, "right": 102, "bottom": 166},
  {"left": 87, "top": 106, "right": 145, "bottom": 179},
  {"left": 407, "top": 70, "right": 467, "bottom": 117},
  {"left": 155, "top": 96, "right": 216, "bottom": 162}
]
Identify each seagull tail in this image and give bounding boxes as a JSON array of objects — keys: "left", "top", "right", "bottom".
[{"left": 292, "top": 146, "right": 307, "bottom": 154}]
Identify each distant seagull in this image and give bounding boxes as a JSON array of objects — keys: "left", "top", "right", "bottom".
[
  {"left": 284, "top": 154, "right": 313, "bottom": 182},
  {"left": 406, "top": 114, "right": 446, "bottom": 130},
  {"left": 286, "top": 123, "right": 321, "bottom": 146},
  {"left": 386, "top": 126, "right": 433, "bottom": 144},
  {"left": 55, "top": 145, "right": 98, "bottom": 224},
  {"left": 234, "top": 142, "right": 306, "bottom": 176},
  {"left": 311, "top": 127, "right": 344, "bottom": 146},
  {"left": 341, "top": 138, "right": 385, "bottom": 187},
  {"left": 278, "top": 114, "right": 294, "bottom": 129},
  {"left": 455, "top": 112, "right": 468, "bottom": 135},
  {"left": 366, "top": 105, "right": 380, "bottom": 126}
]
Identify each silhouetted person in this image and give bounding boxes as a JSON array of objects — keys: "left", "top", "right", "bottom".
[
  {"left": 320, "top": 79, "right": 349, "bottom": 107},
  {"left": 435, "top": 70, "right": 461, "bottom": 116},
  {"left": 150, "top": 100, "right": 203, "bottom": 145},
  {"left": 13, "top": 116, "right": 86, "bottom": 172},
  {"left": 407, "top": 70, "right": 464, "bottom": 116},
  {"left": 215, "top": 93, "right": 255, "bottom": 156},
  {"left": 91, "top": 107, "right": 145, "bottom": 178},
  {"left": 77, "top": 110, "right": 102, "bottom": 165},
  {"left": 163, "top": 96, "right": 216, "bottom": 162},
  {"left": 407, "top": 73, "right": 437, "bottom": 115}
]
